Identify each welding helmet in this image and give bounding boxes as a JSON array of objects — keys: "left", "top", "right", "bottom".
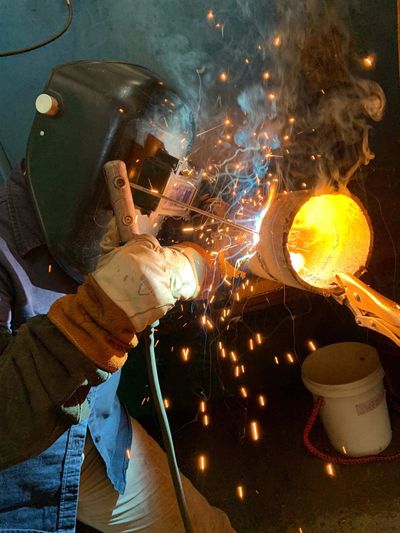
[{"left": 26, "top": 60, "right": 195, "bottom": 276}]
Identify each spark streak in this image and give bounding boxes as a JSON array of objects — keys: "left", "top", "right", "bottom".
[
  {"left": 198, "top": 455, "right": 207, "bottom": 471},
  {"left": 250, "top": 421, "right": 260, "bottom": 441},
  {"left": 236, "top": 485, "right": 245, "bottom": 500}
]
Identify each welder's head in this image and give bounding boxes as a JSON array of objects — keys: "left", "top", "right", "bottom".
[{"left": 26, "top": 60, "right": 195, "bottom": 277}]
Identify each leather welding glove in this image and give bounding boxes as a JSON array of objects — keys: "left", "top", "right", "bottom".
[
  {"left": 48, "top": 235, "right": 209, "bottom": 373},
  {"left": 92, "top": 234, "right": 207, "bottom": 331}
]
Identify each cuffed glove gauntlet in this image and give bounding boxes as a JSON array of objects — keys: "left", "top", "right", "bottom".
[{"left": 49, "top": 235, "right": 208, "bottom": 371}]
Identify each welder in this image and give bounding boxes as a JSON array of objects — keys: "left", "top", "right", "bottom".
[{"left": 0, "top": 61, "right": 234, "bottom": 533}]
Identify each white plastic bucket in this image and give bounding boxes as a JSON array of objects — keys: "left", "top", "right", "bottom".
[{"left": 301, "top": 342, "right": 392, "bottom": 456}]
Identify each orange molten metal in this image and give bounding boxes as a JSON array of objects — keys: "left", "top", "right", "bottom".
[
  {"left": 287, "top": 194, "right": 372, "bottom": 290},
  {"left": 248, "top": 191, "right": 372, "bottom": 294}
]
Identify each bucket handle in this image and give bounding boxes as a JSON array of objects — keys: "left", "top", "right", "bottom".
[{"left": 304, "top": 396, "right": 400, "bottom": 465}]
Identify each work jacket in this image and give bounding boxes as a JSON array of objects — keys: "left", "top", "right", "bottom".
[{"left": 0, "top": 165, "right": 132, "bottom": 532}]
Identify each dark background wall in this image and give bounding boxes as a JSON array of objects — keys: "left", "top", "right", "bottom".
[
  {"left": 2, "top": 1, "right": 398, "bottom": 169},
  {"left": 0, "top": 0, "right": 277, "bottom": 166}
]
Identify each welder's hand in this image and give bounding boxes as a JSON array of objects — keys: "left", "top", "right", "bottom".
[
  {"left": 99, "top": 215, "right": 163, "bottom": 253},
  {"left": 48, "top": 235, "right": 210, "bottom": 372},
  {"left": 92, "top": 234, "right": 208, "bottom": 333},
  {"left": 100, "top": 216, "right": 120, "bottom": 253}
]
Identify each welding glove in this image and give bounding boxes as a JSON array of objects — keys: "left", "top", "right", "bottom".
[
  {"left": 48, "top": 235, "right": 209, "bottom": 372},
  {"left": 92, "top": 234, "right": 208, "bottom": 331}
]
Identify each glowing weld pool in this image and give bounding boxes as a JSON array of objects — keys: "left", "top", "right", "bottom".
[{"left": 248, "top": 191, "right": 372, "bottom": 294}]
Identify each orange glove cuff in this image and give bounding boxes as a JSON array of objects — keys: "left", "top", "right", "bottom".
[{"left": 48, "top": 276, "right": 138, "bottom": 372}]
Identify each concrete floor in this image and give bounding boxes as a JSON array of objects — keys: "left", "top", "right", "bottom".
[{"left": 171, "top": 382, "right": 400, "bottom": 533}]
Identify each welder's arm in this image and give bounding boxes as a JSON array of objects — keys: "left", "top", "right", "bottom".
[
  {"left": 0, "top": 317, "right": 111, "bottom": 470},
  {"left": 0, "top": 236, "right": 207, "bottom": 470}
]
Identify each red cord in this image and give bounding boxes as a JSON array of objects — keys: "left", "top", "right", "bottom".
[{"left": 304, "top": 397, "right": 400, "bottom": 464}]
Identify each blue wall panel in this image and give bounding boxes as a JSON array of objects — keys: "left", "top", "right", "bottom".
[
  {"left": 0, "top": 1, "right": 157, "bottom": 164},
  {"left": 0, "top": 0, "right": 399, "bottom": 172},
  {"left": 0, "top": 0, "right": 222, "bottom": 165}
]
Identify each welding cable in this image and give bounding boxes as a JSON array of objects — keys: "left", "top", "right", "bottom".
[
  {"left": 144, "top": 324, "right": 194, "bottom": 533},
  {"left": 304, "top": 397, "right": 400, "bottom": 464},
  {"left": 0, "top": 0, "right": 73, "bottom": 57}
]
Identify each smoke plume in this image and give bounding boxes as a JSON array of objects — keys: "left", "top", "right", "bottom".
[{"left": 143, "top": 0, "right": 385, "bottom": 189}]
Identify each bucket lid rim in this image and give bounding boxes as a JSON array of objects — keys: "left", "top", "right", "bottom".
[{"left": 302, "top": 365, "right": 385, "bottom": 396}]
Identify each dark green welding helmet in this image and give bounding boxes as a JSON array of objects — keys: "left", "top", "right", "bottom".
[{"left": 26, "top": 60, "right": 195, "bottom": 276}]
